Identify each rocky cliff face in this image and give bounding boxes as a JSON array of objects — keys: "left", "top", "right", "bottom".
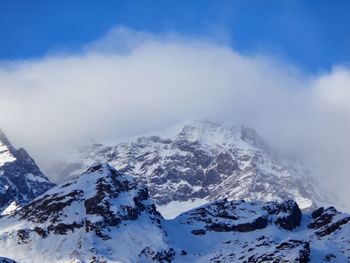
[
  {"left": 0, "top": 164, "right": 348, "bottom": 262},
  {"left": 50, "top": 120, "right": 328, "bottom": 217},
  {"left": 0, "top": 129, "right": 54, "bottom": 215}
]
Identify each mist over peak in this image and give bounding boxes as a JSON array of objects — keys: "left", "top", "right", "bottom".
[{"left": 0, "top": 27, "right": 349, "bottom": 211}]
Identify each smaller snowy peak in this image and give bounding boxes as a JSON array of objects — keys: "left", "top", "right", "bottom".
[
  {"left": 0, "top": 162, "right": 168, "bottom": 262},
  {"left": 19, "top": 162, "right": 161, "bottom": 229},
  {"left": 0, "top": 129, "right": 54, "bottom": 214},
  {"left": 0, "top": 129, "right": 16, "bottom": 167},
  {"left": 0, "top": 201, "right": 20, "bottom": 216},
  {"left": 0, "top": 129, "right": 12, "bottom": 147}
]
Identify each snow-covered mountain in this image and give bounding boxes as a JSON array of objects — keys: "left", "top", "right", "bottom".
[
  {"left": 50, "top": 120, "right": 329, "bottom": 218},
  {"left": 0, "top": 162, "right": 348, "bottom": 263},
  {"left": 0, "top": 129, "right": 54, "bottom": 215},
  {"left": 0, "top": 163, "right": 167, "bottom": 263}
]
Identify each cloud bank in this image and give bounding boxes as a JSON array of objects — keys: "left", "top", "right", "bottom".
[{"left": 0, "top": 27, "right": 349, "bottom": 208}]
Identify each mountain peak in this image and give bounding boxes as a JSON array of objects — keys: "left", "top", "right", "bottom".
[
  {"left": 173, "top": 119, "right": 269, "bottom": 150},
  {"left": 83, "top": 161, "right": 118, "bottom": 175},
  {"left": 5, "top": 162, "right": 166, "bottom": 262},
  {"left": 51, "top": 120, "right": 329, "bottom": 218},
  {"left": 0, "top": 129, "right": 17, "bottom": 167},
  {"left": 0, "top": 129, "right": 54, "bottom": 214}
]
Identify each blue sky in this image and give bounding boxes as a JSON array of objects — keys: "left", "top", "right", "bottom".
[{"left": 1, "top": 0, "right": 349, "bottom": 72}]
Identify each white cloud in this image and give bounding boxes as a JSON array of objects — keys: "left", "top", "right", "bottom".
[{"left": 0, "top": 27, "right": 349, "bottom": 209}]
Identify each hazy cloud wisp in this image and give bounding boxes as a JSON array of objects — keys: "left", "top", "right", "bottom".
[{"left": 0, "top": 27, "right": 349, "bottom": 208}]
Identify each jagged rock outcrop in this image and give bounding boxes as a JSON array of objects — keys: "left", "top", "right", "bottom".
[
  {"left": 271, "top": 200, "right": 302, "bottom": 230},
  {"left": 0, "top": 129, "right": 54, "bottom": 214},
  {"left": 308, "top": 206, "right": 350, "bottom": 237}
]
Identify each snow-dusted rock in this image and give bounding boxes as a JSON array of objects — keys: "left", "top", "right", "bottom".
[{"left": 0, "top": 129, "right": 54, "bottom": 214}]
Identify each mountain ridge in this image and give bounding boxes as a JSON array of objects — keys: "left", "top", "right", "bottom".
[
  {"left": 49, "top": 120, "right": 330, "bottom": 218},
  {"left": 0, "top": 162, "right": 348, "bottom": 262}
]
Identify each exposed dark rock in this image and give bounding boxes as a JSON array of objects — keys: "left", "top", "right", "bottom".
[
  {"left": 324, "top": 253, "right": 336, "bottom": 261},
  {"left": 16, "top": 229, "right": 30, "bottom": 244},
  {"left": 311, "top": 207, "right": 324, "bottom": 219},
  {"left": 248, "top": 240, "right": 310, "bottom": 263},
  {"left": 33, "top": 227, "right": 47, "bottom": 238},
  {"left": 138, "top": 247, "right": 175, "bottom": 263},
  {"left": 191, "top": 229, "right": 206, "bottom": 235},
  {"left": 208, "top": 216, "right": 268, "bottom": 233},
  {"left": 19, "top": 190, "right": 83, "bottom": 224},
  {"left": 316, "top": 216, "right": 350, "bottom": 237},
  {"left": 308, "top": 206, "right": 338, "bottom": 230},
  {"left": 274, "top": 200, "right": 302, "bottom": 230},
  {"left": 47, "top": 222, "right": 84, "bottom": 235}
]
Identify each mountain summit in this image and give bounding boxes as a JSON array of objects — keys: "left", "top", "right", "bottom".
[
  {"left": 50, "top": 120, "right": 329, "bottom": 218},
  {"left": 0, "top": 129, "right": 54, "bottom": 215}
]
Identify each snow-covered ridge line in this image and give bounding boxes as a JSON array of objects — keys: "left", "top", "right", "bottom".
[{"left": 0, "top": 162, "right": 348, "bottom": 263}]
